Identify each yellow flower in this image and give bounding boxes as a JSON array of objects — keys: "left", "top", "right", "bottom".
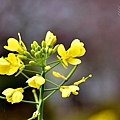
[
  {"left": 2, "top": 88, "right": 24, "bottom": 104},
  {"left": 57, "top": 39, "right": 86, "bottom": 68},
  {"left": 4, "top": 33, "right": 27, "bottom": 54},
  {"left": 52, "top": 71, "right": 67, "bottom": 80},
  {"left": 45, "top": 31, "right": 57, "bottom": 48},
  {"left": 60, "top": 85, "right": 80, "bottom": 98},
  {"left": 0, "top": 53, "right": 24, "bottom": 75},
  {"left": 26, "top": 75, "right": 45, "bottom": 89}
]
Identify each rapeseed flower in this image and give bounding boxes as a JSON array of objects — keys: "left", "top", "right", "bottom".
[
  {"left": 60, "top": 85, "right": 80, "bottom": 98},
  {"left": 0, "top": 53, "right": 24, "bottom": 75},
  {"left": 2, "top": 88, "right": 24, "bottom": 104},
  {"left": 4, "top": 33, "right": 27, "bottom": 54},
  {"left": 57, "top": 39, "right": 86, "bottom": 68},
  {"left": 26, "top": 74, "right": 45, "bottom": 89}
]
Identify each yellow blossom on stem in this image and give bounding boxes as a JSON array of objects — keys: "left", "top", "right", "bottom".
[
  {"left": 60, "top": 85, "right": 80, "bottom": 98},
  {"left": 26, "top": 74, "right": 45, "bottom": 89},
  {"left": 45, "top": 31, "right": 57, "bottom": 48},
  {"left": 52, "top": 71, "right": 67, "bottom": 80},
  {"left": 4, "top": 33, "right": 27, "bottom": 54},
  {"left": 57, "top": 39, "right": 86, "bottom": 68},
  {"left": 0, "top": 53, "right": 24, "bottom": 75},
  {"left": 2, "top": 88, "right": 24, "bottom": 104}
]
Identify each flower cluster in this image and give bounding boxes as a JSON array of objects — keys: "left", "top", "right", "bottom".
[{"left": 0, "top": 31, "right": 91, "bottom": 120}]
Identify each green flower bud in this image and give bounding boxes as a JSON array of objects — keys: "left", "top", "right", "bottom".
[
  {"left": 31, "top": 49, "right": 35, "bottom": 55},
  {"left": 48, "top": 48, "right": 53, "bottom": 56},
  {"left": 18, "top": 55, "right": 27, "bottom": 60},
  {"left": 33, "top": 41, "right": 39, "bottom": 47},
  {"left": 35, "top": 46, "right": 41, "bottom": 52},
  {"left": 24, "top": 51, "right": 32, "bottom": 58},
  {"left": 31, "top": 41, "right": 40, "bottom": 50},
  {"left": 31, "top": 43, "right": 35, "bottom": 50},
  {"left": 29, "top": 61, "right": 36, "bottom": 65},
  {"left": 34, "top": 51, "right": 41, "bottom": 58},
  {"left": 41, "top": 40, "right": 46, "bottom": 48}
]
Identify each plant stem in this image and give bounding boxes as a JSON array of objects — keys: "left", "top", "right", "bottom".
[
  {"left": 32, "top": 89, "right": 39, "bottom": 108},
  {"left": 23, "top": 69, "right": 41, "bottom": 74},
  {"left": 46, "top": 79, "right": 59, "bottom": 87},
  {"left": 0, "top": 96, "right": 39, "bottom": 104},
  {"left": 21, "top": 72, "right": 29, "bottom": 79},
  {"left": 44, "top": 87, "right": 58, "bottom": 91},
  {"left": 38, "top": 69, "right": 45, "bottom": 120}
]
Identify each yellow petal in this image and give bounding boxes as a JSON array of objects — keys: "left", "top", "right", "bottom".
[
  {"left": 69, "top": 39, "right": 86, "bottom": 57},
  {"left": 61, "top": 89, "right": 71, "bottom": 98},
  {"left": 15, "top": 88, "right": 24, "bottom": 93},
  {"left": 78, "top": 46, "right": 86, "bottom": 57},
  {"left": 6, "top": 96, "right": 13, "bottom": 103},
  {"left": 18, "top": 33, "right": 27, "bottom": 51},
  {"left": 57, "top": 44, "right": 66, "bottom": 57},
  {"left": 4, "top": 38, "right": 20, "bottom": 51},
  {"left": 26, "top": 76, "right": 36, "bottom": 88},
  {"left": 6, "top": 66, "right": 19, "bottom": 75},
  {"left": 0, "top": 58, "right": 10, "bottom": 65},
  {"left": 4, "top": 33, "right": 27, "bottom": 54},
  {"left": 67, "top": 58, "right": 81, "bottom": 65},
  {"left": 52, "top": 71, "right": 67, "bottom": 80},
  {"left": 0, "top": 58, "right": 10, "bottom": 74},
  {"left": 7, "top": 53, "right": 18, "bottom": 66},
  {"left": 12, "top": 91, "right": 23, "bottom": 103},
  {"left": 69, "top": 85, "right": 80, "bottom": 95},
  {"left": 35, "top": 76, "right": 45, "bottom": 87},
  {"left": 2, "top": 88, "right": 14, "bottom": 96}
]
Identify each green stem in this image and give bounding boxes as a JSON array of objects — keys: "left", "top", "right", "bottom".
[
  {"left": 32, "top": 89, "right": 39, "bottom": 108},
  {"left": 23, "top": 86, "right": 30, "bottom": 90},
  {"left": 46, "top": 79, "right": 59, "bottom": 87},
  {"left": 23, "top": 69, "right": 41, "bottom": 74},
  {"left": 47, "top": 60, "right": 60, "bottom": 65},
  {"left": 45, "top": 61, "right": 60, "bottom": 73},
  {"left": 0, "top": 96, "right": 38, "bottom": 104},
  {"left": 37, "top": 69, "right": 45, "bottom": 120},
  {"left": 44, "top": 87, "right": 58, "bottom": 92},
  {"left": 21, "top": 72, "right": 29, "bottom": 79}
]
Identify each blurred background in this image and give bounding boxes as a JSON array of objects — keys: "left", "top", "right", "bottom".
[{"left": 0, "top": 0, "right": 120, "bottom": 120}]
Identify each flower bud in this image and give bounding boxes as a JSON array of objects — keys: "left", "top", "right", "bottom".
[
  {"left": 45, "top": 66, "right": 51, "bottom": 71},
  {"left": 34, "top": 51, "right": 40, "bottom": 58},
  {"left": 24, "top": 51, "right": 32, "bottom": 58},
  {"left": 31, "top": 49, "right": 35, "bottom": 55},
  {"left": 18, "top": 55, "right": 27, "bottom": 60},
  {"left": 29, "top": 61, "right": 36, "bottom": 65},
  {"left": 41, "top": 40, "right": 46, "bottom": 48}
]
